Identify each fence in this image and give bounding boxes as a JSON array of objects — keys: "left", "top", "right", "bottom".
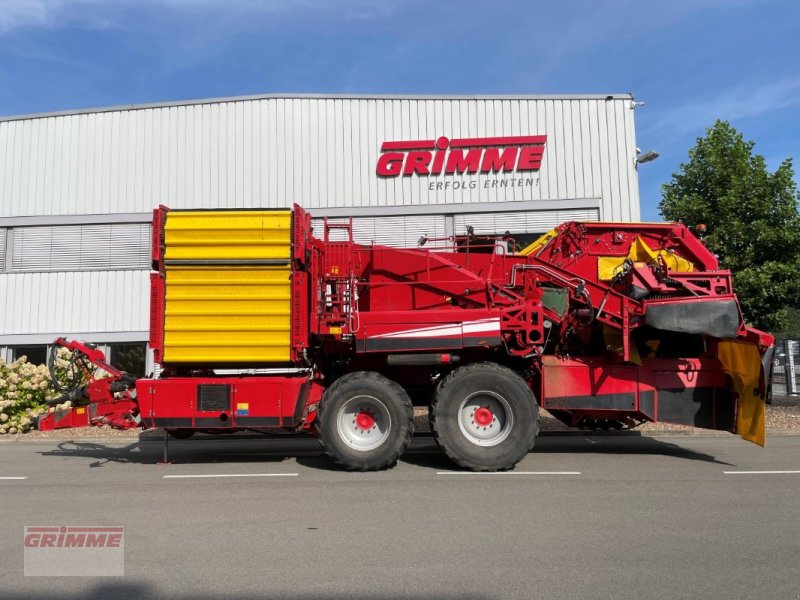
[{"left": 772, "top": 339, "right": 799, "bottom": 397}]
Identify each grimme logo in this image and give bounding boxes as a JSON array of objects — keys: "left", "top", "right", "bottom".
[
  {"left": 376, "top": 135, "right": 547, "bottom": 177},
  {"left": 24, "top": 525, "right": 125, "bottom": 576},
  {"left": 25, "top": 526, "right": 123, "bottom": 548}
]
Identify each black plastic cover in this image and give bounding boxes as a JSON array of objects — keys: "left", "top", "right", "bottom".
[{"left": 645, "top": 299, "right": 739, "bottom": 339}]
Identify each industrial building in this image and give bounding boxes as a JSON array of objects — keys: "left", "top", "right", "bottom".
[{"left": 0, "top": 93, "right": 642, "bottom": 374}]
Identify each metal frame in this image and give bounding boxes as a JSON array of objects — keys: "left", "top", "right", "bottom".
[
  {"left": 0, "top": 213, "right": 151, "bottom": 228},
  {"left": 0, "top": 331, "right": 148, "bottom": 346},
  {"left": 0, "top": 94, "right": 635, "bottom": 123},
  {"left": 318, "top": 198, "right": 600, "bottom": 218}
]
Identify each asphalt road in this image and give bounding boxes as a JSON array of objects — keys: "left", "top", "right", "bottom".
[{"left": 1, "top": 434, "right": 799, "bottom": 600}]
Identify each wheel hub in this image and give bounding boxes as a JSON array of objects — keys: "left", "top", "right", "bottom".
[
  {"left": 473, "top": 406, "right": 494, "bottom": 427},
  {"left": 355, "top": 410, "right": 376, "bottom": 431},
  {"left": 336, "top": 395, "right": 392, "bottom": 452},
  {"left": 458, "top": 391, "right": 513, "bottom": 447}
]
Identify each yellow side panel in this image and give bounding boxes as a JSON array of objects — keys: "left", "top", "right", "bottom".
[
  {"left": 163, "top": 267, "right": 291, "bottom": 363},
  {"left": 517, "top": 228, "right": 557, "bottom": 257},
  {"left": 164, "top": 210, "right": 292, "bottom": 261},
  {"left": 598, "top": 256, "right": 627, "bottom": 281},
  {"left": 597, "top": 236, "right": 695, "bottom": 281},
  {"left": 717, "top": 340, "right": 766, "bottom": 446}
]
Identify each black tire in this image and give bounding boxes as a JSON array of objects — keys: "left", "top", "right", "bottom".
[
  {"left": 317, "top": 371, "right": 414, "bottom": 471},
  {"left": 430, "top": 362, "right": 538, "bottom": 471},
  {"left": 166, "top": 428, "right": 195, "bottom": 440}
]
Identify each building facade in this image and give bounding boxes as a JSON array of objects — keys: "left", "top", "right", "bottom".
[{"left": 0, "top": 93, "right": 641, "bottom": 373}]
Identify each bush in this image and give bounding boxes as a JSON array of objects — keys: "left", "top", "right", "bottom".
[{"left": 0, "top": 347, "right": 81, "bottom": 434}]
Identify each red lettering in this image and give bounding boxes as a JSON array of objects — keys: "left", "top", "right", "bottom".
[
  {"left": 40, "top": 533, "right": 57, "bottom": 547},
  {"left": 106, "top": 533, "right": 122, "bottom": 548},
  {"left": 376, "top": 152, "right": 404, "bottom": 176},
  {"left": 85, "top": 533, "right": 105, "bottom": 547},
  {"left": 378, "top": 136, "right": 546, "bottom": 176},
  {"left": 445, "top": 149, "right": 482, "bottom": 174},
  {"left": 431, "top": 150, "right": 446, "bottom": 174},
  {"left": 403, "top": 151, "right": 432, "bottom": 175},
  {"left": 516, "top": 146, "right": 545, "bottom": 171},
  {"left": 64, "top": 533, "right": 86, "bottom": 547},
  {"left": 24, "top": 534, "right": 40, "bottom": 548},
  {"left": 480, "top": 147, "right": 519, "bottom": 173}
]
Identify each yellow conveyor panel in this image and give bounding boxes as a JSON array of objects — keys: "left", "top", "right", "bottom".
[
  {"left": 164, "top": 210, "right": 292, "bottom": 262},
  {"left": 161, "top": 209, "right": 294, "bottom": 363}
]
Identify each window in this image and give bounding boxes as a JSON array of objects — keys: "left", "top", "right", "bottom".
[
  {"left": 108, "top": 343, "right": 147, "bottom": 378},
  {"left": 10, "top": 223, "right": 151, "bottom": 272},
  {"left": 0, "top": 228, "right": 6, "bottom": 267},
  {"left": 11, "top": 345, "right": 48, "bottom": 366}
]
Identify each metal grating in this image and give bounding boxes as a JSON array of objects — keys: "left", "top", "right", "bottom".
[
  {"left": 0, "top": 228, "right": 6, "bottom": 270},
  {"left": 313, "top": 214, "right": 447, "bottom": 248},
  {"left": 197, "top": 384, "right": 231, "bottom": 412},
  {"left": 11, "top": 223, "right": 151, "bottom": 272},
  {"left": 453, "top": 208, "right": 600, "bottom": 236}
]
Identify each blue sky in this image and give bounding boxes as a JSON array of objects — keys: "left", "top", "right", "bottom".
[{"left": 1, "top": 0, "right": 797, "bottom": 221}]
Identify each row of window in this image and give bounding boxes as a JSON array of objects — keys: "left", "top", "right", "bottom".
[
  {"left": 0, "top": 223, "right": 151, "bottom": 273},
  {"left": 4, "top": 343, "right": 148, "bottom": 378},
  {"left": 1, "top": 208, "right": 598, "bottom": 274}
]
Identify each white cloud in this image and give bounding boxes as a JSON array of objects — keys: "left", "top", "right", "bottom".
[
  {"left": 0, "top": 0, "right": 53, "bottom": 32},
  {"left": 0, "top": 0, "right": 393, "bottom": 34},
  {"left": 642, "top": 78, "right": 800, "bottom": 138}
]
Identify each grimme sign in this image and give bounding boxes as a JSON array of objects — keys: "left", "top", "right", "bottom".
[
  {"left": 376, "top": 135, "right": 547, "bottom": 190},
  {"left": 23, "top": 525, "right": 124, "bottom": 576}
]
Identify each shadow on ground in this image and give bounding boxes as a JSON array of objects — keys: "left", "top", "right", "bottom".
[
  {"left": 6, "top": 581, "right": 493, "bottom": 600},
  {"left": 35, "top": 431, "right": 732, "bottom": 469}
]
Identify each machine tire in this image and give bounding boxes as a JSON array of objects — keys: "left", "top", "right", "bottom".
[
  {"left": 317, "top": 371, "right": 414, "bottom": 471},
  {"left": 430, "top": 362, "right": 538, "bottom": 471},
  {"left": 166, "top": 428, "right": 195, "bottom": 440}
]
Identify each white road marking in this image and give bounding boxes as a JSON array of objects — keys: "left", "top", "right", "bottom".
[
  {"left": 0, "top": 476, "right": 28, "bottom": 480},
  {"left": 163, "top": 473, "right": 299, "bottom": 479},
  {"left": 436, "top": 471, "right": 581, "bottom": 476},
  {"left": 723, "top": 470, "right": 800, "bottom": 475}
]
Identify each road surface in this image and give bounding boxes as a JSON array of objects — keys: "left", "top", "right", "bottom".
[{"left": 1, "top": 434, "right": 799, "bottom": 600}]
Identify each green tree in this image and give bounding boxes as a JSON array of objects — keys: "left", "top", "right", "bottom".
[{"left": 659, "top": 120, "right": 800, "bottom": 333}]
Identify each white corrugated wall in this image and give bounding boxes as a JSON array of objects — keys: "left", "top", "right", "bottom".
[
  {"left": 0, "top": 95, "right": 639, "bottom": 220},
  {"left": 0, "top": 94, "right": 639, "bottom": 343},
  {"left": 0, "top": 270, "right": 150, "bottom": 337}
]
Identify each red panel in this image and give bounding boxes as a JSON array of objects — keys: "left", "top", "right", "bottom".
[
  {"left": 229, "top": 379, "right": 284, "bottom": 424},
  {"left": 38, "top": 406, "right": 90, "bottom": 431},
  {"left": 541, "top": 356, "right": 638, "bottom": 406},
  {"left": 292, "top": 203, "right": 311, "bottom": 267},
  {"left": 291, "top": 271, "right": 308, "bottom": 362},
  {"left": 148, "top": 273, "right": 165, "bottom": 363},
  {"left": 135, "top": 375, "right": 314, "bottom": 429},
  {"left": 150, "top": 206, "right": 168, "bottom": 269}
]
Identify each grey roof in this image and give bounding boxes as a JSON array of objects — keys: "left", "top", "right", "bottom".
[{"left": 0, "top": 92, "right": 635, "bottom": 123}]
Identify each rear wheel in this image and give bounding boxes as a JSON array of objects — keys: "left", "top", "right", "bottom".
[
  {"left": 317, "top": 371, "right": 414, "bottom": 471},
  {"left": 430, "top": 362, "right": 538, "bottom": 471}
]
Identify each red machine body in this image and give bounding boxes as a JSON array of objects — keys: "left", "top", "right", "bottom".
[{"left": 46, "top": 206, "right": 775, "bottom": 470}]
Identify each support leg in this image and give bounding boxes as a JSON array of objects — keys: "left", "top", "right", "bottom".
[{"left": 157, "top": 429, "right": 171, "bottom": 465}]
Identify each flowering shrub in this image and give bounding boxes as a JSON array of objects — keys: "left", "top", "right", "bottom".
[{"left": 0, "top": 348, "right": 83, "bottom": 434}]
